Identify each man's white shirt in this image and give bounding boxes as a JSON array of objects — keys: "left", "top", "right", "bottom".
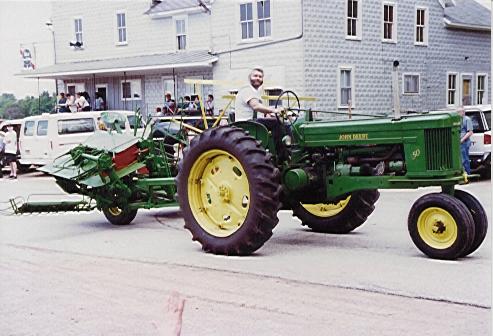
[
  {"left": 234, "top": 85, "right": 262, "bottom": 121},
  {"left": 4, "top": 130, "right": 17, "bottom": 154}
]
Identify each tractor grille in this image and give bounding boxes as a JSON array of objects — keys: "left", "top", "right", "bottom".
[{"left": 424, "top": 128, "right": 453, "bottom": 171}]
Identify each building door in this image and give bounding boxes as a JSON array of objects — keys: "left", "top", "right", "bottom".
[
  {"left": 462, "top": 76, "right": 472, "bottom": 105},
  {"left": 96, "top": 84, "right": 108, "bottom": 110}
]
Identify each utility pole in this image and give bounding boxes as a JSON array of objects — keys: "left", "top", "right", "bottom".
[{"left": 45, "top": 19, "right": 58, "bottom": 104}]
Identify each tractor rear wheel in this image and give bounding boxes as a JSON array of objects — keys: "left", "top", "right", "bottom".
[
  {"left": 454, "top": 190, "right": 488, "bottom": 257},
  {"left": 102, "top": 206, "right": 138, "bottom": 225},
  {"left": 408, "top": 193, "right": 475, "bottom": 260},
  {"left": 176, "top": 126, "right": 281, "bottom": 255},
  {"left": 292, "top": 190, "right": 380, "bottom": 234}
]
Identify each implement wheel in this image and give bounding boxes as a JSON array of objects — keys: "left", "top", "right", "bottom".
[
  {"left": 454, "top": 190, "right": 488, "bottom": 257},
  {"left": 292, "top": 190, "right": 379, "bottom": 234},
  {"left": 102, "top": 207, "right": 138, "bottom": 226},
  {"left": 176, "top": 126, "right": 281, "bottom": 255},
  {"left": 408, "top": 193, "right": 475, "bottom": 260}
]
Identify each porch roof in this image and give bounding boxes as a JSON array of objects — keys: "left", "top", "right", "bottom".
[{"left": 18, "top": 50, "right": 218, "bottom": 79}]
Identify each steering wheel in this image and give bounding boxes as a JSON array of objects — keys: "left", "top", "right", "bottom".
[{"left": 274, "top": 90, "right": 301, "bottom": 124}]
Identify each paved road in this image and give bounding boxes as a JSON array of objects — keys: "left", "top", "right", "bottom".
[{"left": 0, "top": 172, "right": 491, "bottom": 336}]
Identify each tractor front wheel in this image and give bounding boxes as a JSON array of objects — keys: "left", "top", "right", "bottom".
[
  {"left": 102, "top": 206, "right": 138, "bottom": 225},
  {"left": 292, "top": 190, "right": 380, "bottom": 234},
  {"left": 176, "top": 126, "right": 281, "bottom": 255},
  {"left": 408, "top": 193, "right": 475, "bottom": 260}
]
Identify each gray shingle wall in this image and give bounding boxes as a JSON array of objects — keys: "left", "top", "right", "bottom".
[
  {"left": 52, "top": 2, "right": 211, "bottom": 64},
  {"left": 303, "top": 0, "right": 491, "bottom": 115}
]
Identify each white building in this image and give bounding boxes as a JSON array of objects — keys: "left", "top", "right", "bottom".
[{"left": 23, "top": 0, "right": 491, "bottom": 115}]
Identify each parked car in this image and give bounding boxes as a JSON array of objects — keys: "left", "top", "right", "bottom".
[
  {"left": 465, "top": 105, "right": 491, "bottom": 178},
  {"left": 19, "top": 111, "right": 144, "bottom": 167}
]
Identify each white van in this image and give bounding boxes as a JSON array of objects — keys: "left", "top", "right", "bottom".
[{"left": 19, "top": 111, "right": 144, "bottom": 166}]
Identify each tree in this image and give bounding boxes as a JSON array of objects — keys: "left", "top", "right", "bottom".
[
  {"left": 4, "top": 105, "right": 24, "bottom": 119},
  {"left": 0, "top": 91, "right": 56, "bottom": 119}
]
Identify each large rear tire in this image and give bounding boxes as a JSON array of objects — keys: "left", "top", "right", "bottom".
[
  {"left": 102, "top": 207, "right": 138, "bottom": 226},
  {"left": 292, "top": 190, "right": 380, "bottom": 234},
  {"left": 176, "top": 126, "right": 281, "bottom": 255},
  {"left": 408, "top": 193, "right": 475, "bottom": 260},
  {"left": 454, "top": 190, "right": 488, "bottom": 257}
]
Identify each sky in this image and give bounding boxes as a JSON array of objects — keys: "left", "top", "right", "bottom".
[{"left": 0, "top": 0, "right": 491, "bottom": 98}]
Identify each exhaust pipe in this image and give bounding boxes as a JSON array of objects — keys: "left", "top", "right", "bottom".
[{"left": 392, "top": 60, "right": 401, "bottom": 120}]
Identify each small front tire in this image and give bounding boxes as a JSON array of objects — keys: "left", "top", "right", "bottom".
[
  {"left": 408, "top": 193, "right": 475, "bottom": 260},
  {"left": 102, "top": 207, "right": 138, "bottom": 226}
]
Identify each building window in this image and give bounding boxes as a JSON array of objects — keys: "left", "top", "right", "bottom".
[
  {"left": 403, "top": 74, "right": 420, "bottom": 95},
  {"left": 382, "top": 3, "right": 396, "bottom": 42},
  {"left": 257, "top": 0, "right": 271, "bottom": 38},
  {"left": 415, "top": 7, "right": 428, "bottom": 45},
  {"left": 477, "top": 74, "right": 487, "bottom": 104},
  {"left": 175, "top": 18, "right": 187, "bottom": 50},
  {"left": 265, "top": 88, "right": 283, "bottom": 106},
  {"left": 240, "top": 3, "right": 254, "bottom": 39},
  {"left": 338, "top": 66, "right": 355, "bottom": 108},
  {"left": 346, "top": 0, "right": 361, "bottom": 39},
  {"left": 116, "top": 12, "right": 127, "bottom": 44},
  {"left": 121, "top": 79, "right": 142, "bottom": 100},
  {"left": 74, "top": 18, "right": 83, "bottom": 43},
  {"left": 447, "top": 73, "right": 457, "bottom": 106}
]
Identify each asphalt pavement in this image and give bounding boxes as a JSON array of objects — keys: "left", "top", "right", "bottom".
[{"left": 0, "top": 171, "right": 491, "bottom": 336}]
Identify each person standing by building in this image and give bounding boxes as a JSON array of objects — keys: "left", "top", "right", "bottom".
[
  {"left": 458, "top": 106, "right": 473, "bottom": 175},
  {"left": 0, "top": 131, "right": 5, "bottom": 178},
  {"left": 58, "top": 92, "right": 69, "bottom": 113},
  {"left": 205, "top": 94, "right": 214, "bottom": 116},
  {"left": 4, "top": 125, "right": 18, "bottom": 179},
  {"left": 76, "top": 92, "right": 90, "bottom": 111},
  {"left": 95, "top": 92, "right": 105, "bottom": 111},
  {"left": 163, "top": 92, "right": 175, "bottom": 115},
  {"left": 66, "top": 93, "right": 77, "bottom": 113}
]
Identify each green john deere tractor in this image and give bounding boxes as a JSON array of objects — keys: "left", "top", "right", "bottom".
[{"left": 176, "top": 91, "right": 488, "bottom": 260}]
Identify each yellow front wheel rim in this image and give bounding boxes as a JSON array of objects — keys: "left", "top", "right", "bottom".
[
  {"left": 417, "top": 207, "right": 458, "bottom": 249},
  {"left": 301, "top": 196, "right": 351, "bottom": 218},
  {"left": 108, "top": 207, "right": 122, "bottom": 216},
  {"left": 188, "top": 149, "right": 250, "bottom": 237}
]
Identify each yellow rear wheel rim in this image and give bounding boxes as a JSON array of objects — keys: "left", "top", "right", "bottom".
[
  {"left": 417, "top": 207, "right": 458, "bottom": 249},
  {"left": 301, "top": 196, "right": 351, "bottom": 218},
  {"left": 108, "top": 207, "right": 122, "bottom": 216},
  {"left": 188, "top": 149, "right": 250, "bottom": 237}
]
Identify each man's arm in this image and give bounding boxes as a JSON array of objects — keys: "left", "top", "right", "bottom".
[
  {"left": 461, "top": 118, "right": 473, "bottom": 143},
  {"left": 247, "top": 98, "right": 279, "bottom": 117}
]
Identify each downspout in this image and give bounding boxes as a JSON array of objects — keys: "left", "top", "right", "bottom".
[{"left": 123, "top": 71, "right": 127, "bottom": 110}]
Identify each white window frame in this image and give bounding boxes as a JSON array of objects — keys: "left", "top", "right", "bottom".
[
  {"left": 184, "top": 76, "right": 202, "bottom": 96},
  {"left": 337, "top": 65, "right": 355, "bottom": 109},
  {"left": 476, "top": 73, "right": 488, "bottom": 105},
  {"left": 120, "top": 79, "right": 142, "bottom": 101},
  {"left": 115, "top": 10, "right": 128, "bottom": 46},
  {"left": 173, "top": 16, "right": 188, "bottom": 51},
  {"left": 264, "top": 87, "right": 283, "bottom": 106},
  {"left": 402, "top": 73, "right": 420, "bottom": 95},
  {"left": 73, "top": 17, "right": 84, "bottom": 46},
  {"left": 460, "top": 73, "right": 473, "bottom": 106},
  {"left": 66, "top": 83, "right": 85, "bottom": 95},
  {"left": 162, "top": 77, "right": 175, "bottom": 99},
  {"left": 240, "top": 2, "right": 254, "bottom": 40},
  {"left": 382, "top": 2, "right": 396, "bottom": 43},
  {"left": 346, "top": 0, "right": 362, "bottom": 40},
  {"left": 446, "top": 72, "right": 458, "bottom": 107},
  {"left": 414, "top": 6, "right": 428, "bottom": 46},
  {"left": 257, "top": 0, "right": 271, "bottom": 38}
]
